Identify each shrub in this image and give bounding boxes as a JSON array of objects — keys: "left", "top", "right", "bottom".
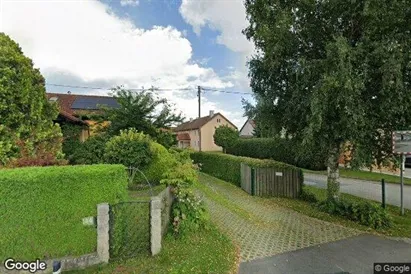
[
  {"left": 191, "top": 151, "right": 303, "bottom": 188},
  {"left": 0, "top": 164, "right": 128, "bottom": 260},
  {"left": 61, "top": 124, "right": 83, "bottom": 162},
  {"left": 7, "top": 139, "right": 67, "bottom": 167},
  {"left": 226, "top": 138, "right": 327, "bottom": 170},
  {"left": 299, "top": 187, "right": 318, "bottom": 203},
  {"left": 316, "top": 199, "right": 392, "bottom": 229},
  {"left": 213, "top": 125, "right": 239, "bottom": 153},
  {"left": 104, "top": 128, "right": 153, "bottom": 168},
  {"left": 133, "top": 142, "right": 176, "bottom": 186},
  {"left": 161, "top": 148, "right": 207, "bottom": 237},
  {"left": 154, "top": 129, "right": 177, "bottom": 149},
  {"left": 71, "top": 134, "right": 110, "bottom": 165},
  {"left": 170, "top": 188, "right": 208, "bottom": 236}
]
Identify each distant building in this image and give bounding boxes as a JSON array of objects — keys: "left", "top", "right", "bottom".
[
  {"left": 174, "top": 110, "right": 237, "bottom": 151},
  {"left": 239, "top": 118, "right": 256, "bottom": 138},
  {"left": 46, "top": 92, "right": 119, "bottom": 142}
]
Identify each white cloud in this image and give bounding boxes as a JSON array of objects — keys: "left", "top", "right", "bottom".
[
  {"left": 120, "top": 0, "right": 139, "bottom": 7},
  {"left": 179, "top": 0, "right": 253, "bottom": 54},
  {"left": 0, "top": 0, "right": 234, "bottom": 122},
  {"left": 179, "top": 0, "right": 254, "bottom": 90}
]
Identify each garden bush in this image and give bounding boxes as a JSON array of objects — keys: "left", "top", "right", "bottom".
[
  {"left": 299, "top": 187, "right": 318, "bottom": 203},
  {"left": 191, "top": 152, "right": 303, "bottom": 188},
  {"left": 0, "top": 164, "right": 128, "bottom": 261},
  {"left": 226, "top": 138, "right": 327, "bottom": 170},
  {"left": 70, "top": 134, "right": 110, "bottom": 165},
  {"left": 161, "top": 148, "right": 208, "bottom": 237},
  {"left": 132, "top": 142, "right": 175, "bottom": 186},
  {"left": 316, "top": 199, "right": 392, "bottom": 229},
  {"left": 104, "top": 128, "right": 153, "bottom": 168}
]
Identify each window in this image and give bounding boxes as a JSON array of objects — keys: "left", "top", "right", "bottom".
[
  {"left": 217, "top": 118, "right": 221, "bottom": 123},
  {"left": 48, "top": 97, "right": 58, "bottom": 103}
]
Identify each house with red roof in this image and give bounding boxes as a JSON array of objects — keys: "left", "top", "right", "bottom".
[
  {"left": 46, "top": 92, "right": 119, "bottom": 142},
  {"left": 173, "top": 110, "right": 237, "bottom": 151}
]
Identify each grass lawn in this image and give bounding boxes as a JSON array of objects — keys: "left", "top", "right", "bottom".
[
  {"left": 265, "top": 186, "right": 411, "bottom": 238},
  {"left": 128, "top": 184, "right": 166, "bottom": 201},
  {"left": 67, "top": 224, "right": 238, "bottom": 274},
  {"left": 303, "top": 167, "right": 411, "bottom": 185}
]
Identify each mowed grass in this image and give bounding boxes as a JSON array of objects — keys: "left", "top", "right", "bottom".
[
  {"left": 265, "top": 186, "right": 411, "bottom": 238},
  {"left": 128, "top": 184, "right": 166, "bottom": 201},
  {"left": 303, "top": 167, "right": 411, "bottom": 185},
  {"left": 67, "top": 224, "right": 238, "bottom": 274}
]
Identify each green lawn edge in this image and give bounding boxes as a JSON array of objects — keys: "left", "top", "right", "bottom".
[{"left": 303, "top": 168, "right": 411, "bottom": 186}]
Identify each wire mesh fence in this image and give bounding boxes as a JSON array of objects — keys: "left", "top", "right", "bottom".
[{"left": 109, "top": 201, "right": 150, "bottom": 260}]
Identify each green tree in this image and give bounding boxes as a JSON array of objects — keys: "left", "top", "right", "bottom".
[
  {"left": 104, "top": 87, "right": 184, "bottom": 138},
  {"left": 213, "top": 125, "right": 239, "bottom": 153},
  {"left": 0, "top": 33, "right": 62, "bottom": 165},
  {"left": 243, "top": 1, "right": 411, "bottom": 199},
  {"left": 154, "top": 129, "right": 177, "bottom": 149}
]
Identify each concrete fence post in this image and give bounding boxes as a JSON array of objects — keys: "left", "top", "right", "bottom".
[
  {"left": 150, "top": 197, "right": 162, "bottom": 255},
  {"left": 97, "top": 203, "right": 110, "bottom": 263}
]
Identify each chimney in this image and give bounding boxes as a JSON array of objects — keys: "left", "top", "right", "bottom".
[
  {"left": 189, "top": 118, "right": 193, "bottom": 122},
  {"left": 209, "top": 110, "right": 214, "bottom": 117}
]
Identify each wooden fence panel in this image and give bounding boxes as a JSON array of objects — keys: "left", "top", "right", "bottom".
[{"left": 240, "top": 163, "right": 301, "bottom": 198}]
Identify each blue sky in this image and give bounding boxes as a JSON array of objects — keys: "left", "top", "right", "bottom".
[{"left": 1, "top": 0, "right": 254, "bottom": 127}]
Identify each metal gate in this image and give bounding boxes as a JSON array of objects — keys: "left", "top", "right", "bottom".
[{"left": 109, "top": 201, "right": 150, "bottom": 260}]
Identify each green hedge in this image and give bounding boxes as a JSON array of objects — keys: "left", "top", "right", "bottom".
[
  {"left": 0, "top": 164, "right": 128, "bottom": 260},
  {"left": 226, "top": 138, "right": 327, "bottom": 170},
  {"left": 191, "top": 152, "right": 303, "bottom": 188}
]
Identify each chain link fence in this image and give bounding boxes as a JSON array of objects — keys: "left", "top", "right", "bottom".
[{"left": 109, "top": 201, "right": 150, "bottom": 260}]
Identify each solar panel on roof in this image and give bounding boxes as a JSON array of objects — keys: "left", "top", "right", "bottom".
[{"left": 71, "top": 97, "right": 119, "bottom": 109}]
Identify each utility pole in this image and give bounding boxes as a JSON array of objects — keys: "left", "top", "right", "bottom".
[
  {"left": 197, "top": 86, "right": 202, "bottom": 152},
  {"left": 197, "top": 86, "right": 201, "bottom": 118}
]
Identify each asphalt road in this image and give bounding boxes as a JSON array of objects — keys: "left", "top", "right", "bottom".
[
  {"left": 304, "top": 173, "right": 411, "bottom": 210},
  {"left": 239, "top": 235, "right": 411, "bottom": 274}
]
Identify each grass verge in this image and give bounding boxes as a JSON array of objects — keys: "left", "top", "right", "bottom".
[
  {"left": 128, "top": 184, "right": 166, "bottom": 201},
  {"left": 67, "top": 224, "right": 238, "bottom": 274},
  {"left": 265, "top": 186, "right": 411, "bottom": 238},
  {"left": 196, "top": 174, "right": 254, "bottom": 221},
  {"left": 303, "top": 167, "right": 411, "bottom": 185}
]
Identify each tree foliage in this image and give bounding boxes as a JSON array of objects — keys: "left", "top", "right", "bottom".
[
  {"left": 243, "top": 1, "right": 411, "bottom": 199},
  {"left": 0, "top": 33, "right": 63, "bottom": 165},
  {"left": 104, "top": 87, "right": 184, "bottom": 138},
  {"left": 213, "top": 125, "right": 239, "bottom": 153}
]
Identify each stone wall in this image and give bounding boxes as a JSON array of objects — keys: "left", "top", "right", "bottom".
[{"left": 150, "top": 186, "right": 174, "bottom": 256}]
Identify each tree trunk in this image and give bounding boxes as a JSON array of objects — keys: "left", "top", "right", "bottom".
[{"left": 327, "top": 147, "right": 340, "bottom": 200}]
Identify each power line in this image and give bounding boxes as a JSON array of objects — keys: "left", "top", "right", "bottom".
[
  {"left": 45, "top": 83, "right": 253, "bottom": 95},
  {"left": 46, "top": 83, "right": 193, "bottom": 91},
  {"left": 201, "top": 87, "right": 253, "bottom": 95}
]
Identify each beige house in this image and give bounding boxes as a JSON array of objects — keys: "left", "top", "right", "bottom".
[
  {"left": 239, "top": 118, "right": 256, "bottom": 137},
  {"left": 174, "top": 111, "right": 237, "bottom": 152}
]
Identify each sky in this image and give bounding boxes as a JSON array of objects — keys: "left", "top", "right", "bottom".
[{"left": 0, "top": 0, "right": 255, "bottom": 128}]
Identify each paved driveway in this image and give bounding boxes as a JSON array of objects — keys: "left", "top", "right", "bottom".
[
  {"left": 197, "top": 173, "right": 360, "bottom": 262},
  {"left": 239, "top": 235, "right": 411, "bottom": 274},
  {"left": 304, "top": 173, "right": 411, "bottom": 209}
]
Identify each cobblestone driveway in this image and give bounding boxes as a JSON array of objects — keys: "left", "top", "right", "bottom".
[{"left": 197, "top": 173, "right": 361, "bottom": 262}]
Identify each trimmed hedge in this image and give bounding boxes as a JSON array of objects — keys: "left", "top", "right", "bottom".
[
  {"left": 317, "top": 199, "right": 392, "bottom": 229},
  {"left": 226, "top": 138, "right": 327, "bottom": 171},
  {"left": 191, "top": 152, "right": 303, "bottom": 188},
  {"left": 0, "top": 164, "right": 128, "bottom": 260}
]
